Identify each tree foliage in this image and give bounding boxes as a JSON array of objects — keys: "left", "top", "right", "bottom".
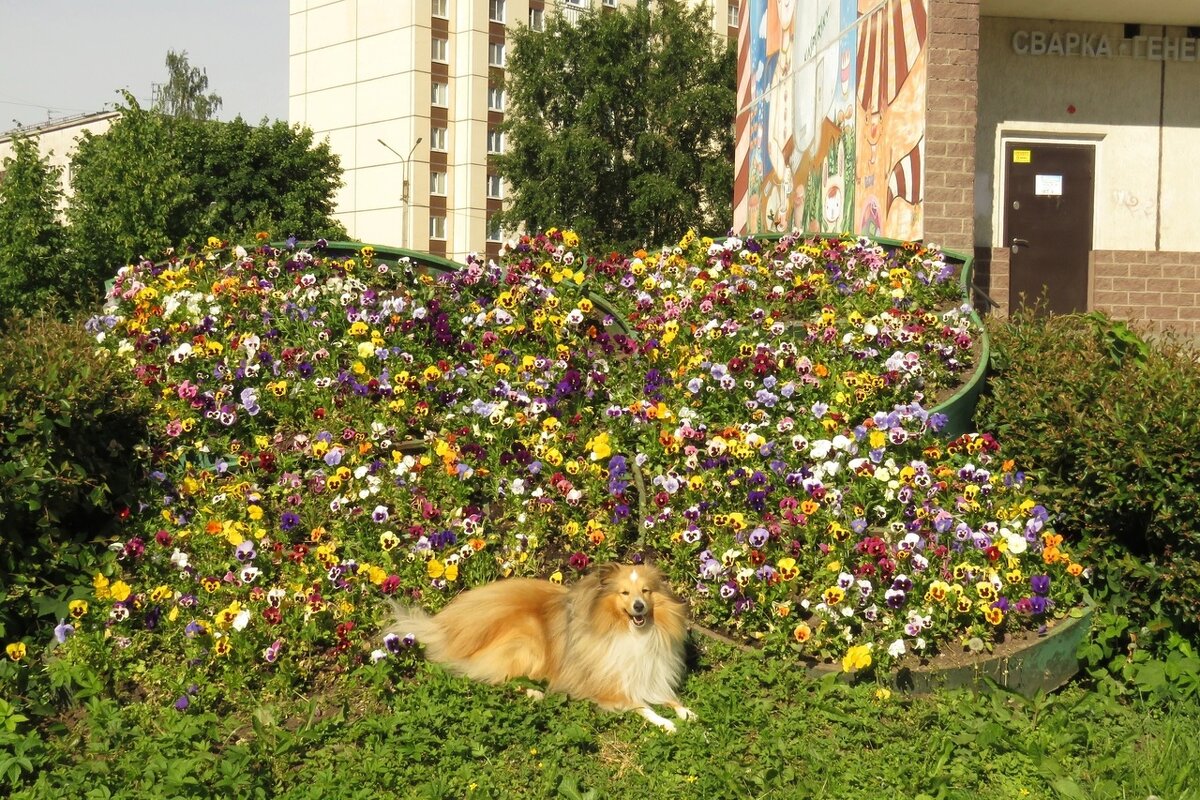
[
  {"left": 153, "top": 49, "right": 223, "bottom": 120},
  {"left": 0, "top": 136, "right": 69, "bottom": 319},
  {"left": 495, "top": 0, "right": 735, "bottom": 250},
  {"left": 67, "top": 94, "right": 347, "bottom": 291},
  {"left": 67, "top": 96, "right": 193, "bottom": 292}
]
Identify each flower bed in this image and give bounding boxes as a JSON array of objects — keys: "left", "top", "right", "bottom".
[{"left": 45, "top": 231, "right": 1087, "bottom": 701}]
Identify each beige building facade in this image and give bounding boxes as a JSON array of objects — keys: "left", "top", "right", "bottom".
[
  {"left": 972, "top": 3, "right": 1200, "bottom": 334},
  {"left": 0, "top": 111, "right": 121, "bottom": 207},
  {"left": 735, "top": 0, "right": 1200, "bottom": 336},
  {"left": 288, "top": 0, "right": 739, "bottom": 262}
]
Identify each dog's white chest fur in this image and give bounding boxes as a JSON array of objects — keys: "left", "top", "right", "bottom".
[{"left": 597, "top": 626, "right": 685, "bottom": 705}]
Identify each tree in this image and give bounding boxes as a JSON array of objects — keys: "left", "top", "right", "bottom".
[
  {"left": 68, "top": 95, "right": 193, "bottom": 291},
  {"left": 153, "top": 49, "right": 223, "bottom": 120},
  {"left": 190, "top": 118, "right": 347, "bottom": 239},
  {"left": 495, "top": 0, "right": 735, "bottom": 251},
  {"left": 0, "top": 136, "right": 70, "bottom": 319},
  {"left": 68, "top": 94, "right": 347, "bottom": 287}
]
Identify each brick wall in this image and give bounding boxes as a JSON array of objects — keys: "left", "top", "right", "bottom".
[
  {"left": 1092, "top": 251, "right": 1200, "bottom": 337},
  {"left": 923, "top": 0, "right": 979, "bottom": 257},
  {"left": 984, "top": 246, "right": 1200, "bottom": 337}
]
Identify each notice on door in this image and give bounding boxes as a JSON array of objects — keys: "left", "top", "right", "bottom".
[
  {"left": 1035, "top": 174, "right": 1064, "bottom": 196},
  {"left": 1013, "top": 149, "right": 1032, "bottom": 163}
]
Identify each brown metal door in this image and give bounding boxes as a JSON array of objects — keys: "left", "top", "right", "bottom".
[{"left": 1003, "top": 143, "right": 1094, "bottom": 314}]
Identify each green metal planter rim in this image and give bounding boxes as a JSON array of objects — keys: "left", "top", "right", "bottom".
[
  {"left": 281, "top": 240, "right": 634, "bottom": 339},
  {"left": 801, "top": 602, "right": 1095, "bottom": 696},
  {"left": 280, "top": 239, "right": 469, "bottom": 275}
]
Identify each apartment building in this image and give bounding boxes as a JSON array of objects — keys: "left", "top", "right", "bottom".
[
  {"left": 288, "top": 0, "right": 739, "bottom": 262},
  {"left": 0, "top": 111, "right": 121, "bottom": 207}
]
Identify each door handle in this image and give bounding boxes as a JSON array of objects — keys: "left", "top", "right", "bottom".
[{"left": 1010, "top": 237, "right": 1030, "bottom": 254}]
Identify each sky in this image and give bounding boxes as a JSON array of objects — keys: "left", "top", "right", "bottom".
[{"left": 0, "top": 0, "right": 288, "bottom": 133}]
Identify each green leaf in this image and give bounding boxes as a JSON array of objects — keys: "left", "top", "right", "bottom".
[{"left": 1050, "top": 777, "right": 1090, "bottom": 800}]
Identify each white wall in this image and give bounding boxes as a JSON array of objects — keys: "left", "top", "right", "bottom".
[
  {"left": 976, "top": 17, "right": 1200, "bottom": 252},
  {"left": 0, "top": 113, "right": 120, "bottom": 207}
]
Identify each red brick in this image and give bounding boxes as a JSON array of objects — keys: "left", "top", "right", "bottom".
[
  {"left": 929, "top": 1, "right": 979, "bottom": 21},
  {"left": 1147, "top": 278, "right": 1181, "bottom": 293},
  {"left": 1112, "top": 276, "right": 1148, "bottom": 291},
  {"left": 929, "top": 48, "right": 977, "bottom": 67},
  {"left": 928, "top": 64, "right": 979, "bottom": 83},
  {"left": 924, "top": 110, "right": 952, "bottom": 127},
  {"left": 1145, "top": 306, "right": 1178, "bottom": 321},
  {"left": 1160, "top": 292, "right": 1195, "bottom": 308},
  {"left": 925, "top": 154, "right": 958, "bottom": 171},
  {"left": 1129, "top": 263, "right": 1165, "bottom": 280},
  {"left": 932, "top": 16, "right": 980, "bottom": 36},
  {"left": 1129, "top": 291, "right": 1163, "bottom": 306},
  {"left": 1100, "top": 304, "right": 1140, "bottom": 319},
  {"left": 1146, "top": 251, "right": 1184, "bottom": 266},
  {"left": 1093, "top": 290, "right": 1129, "bottom": 305}
]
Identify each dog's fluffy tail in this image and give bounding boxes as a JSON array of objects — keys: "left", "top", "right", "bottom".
[{"left": 382, "top": 601, "right": 440, "bottom": 644}]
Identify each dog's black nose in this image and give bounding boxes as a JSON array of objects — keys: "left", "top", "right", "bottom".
[{"left": 632, "top": 598, "right": 646, "bottom": 614}]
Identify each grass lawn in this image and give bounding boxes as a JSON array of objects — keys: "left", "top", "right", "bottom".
[
  {"left": 12, "top": 636, "right": 1199, "bottom": 800},
  {"left": 7, "top": 234, "right": 1200, "bottom": 799}
]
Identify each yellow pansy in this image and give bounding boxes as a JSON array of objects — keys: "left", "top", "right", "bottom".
[
  {"left": 586, "top": 431, "right": 612, "bottom": 460},
  {"left": 842, "top": 644, "right": 872, "bottom": 673}
]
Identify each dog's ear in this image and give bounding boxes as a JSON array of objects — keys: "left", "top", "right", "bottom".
[
  {"left": 595, "top": 562, "right": 622, "bottom": 586},
  {"left": 645, "top": 565, "right": 685, "bottom": 604}
]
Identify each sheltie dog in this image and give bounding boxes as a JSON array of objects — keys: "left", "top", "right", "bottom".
[{"left": 386, "top": 563, "right": 696, "bottom": 732}]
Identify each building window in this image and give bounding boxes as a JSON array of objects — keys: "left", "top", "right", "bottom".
[
  {"left": 529, "top": 8, "right": 544, "bottom": 30},
  {"left": 487, "top": 174, "right": 504, "bottom": 199},
  {"left": 432, "top": 0, "right": 448, "bottom": 18},
  {"left": 603, "top": 0, "right": 617, "bottom": 7},
  {"left": 432, "top": 37, "right": 448, "bottom": 63},
  {"left": 488, "top": 86, "right": 506, "bottom": 111},
  {"left": 487, "top": 216, "right": 502, "bottom": 242},
  {"left": 430, "top": 126, "right": 448, "bottom": 152},
  {"left": 430, "top": 170, "right": 447, "bottom": 196},
  {"left": 487, "top": 129, "right": 505, "bottom": 154},
  {"left": 488, "top": 42, "right": 506, "bottom": 67},
  {"left": 488, "top": 0, "right": 505, "bottom": 23},
  {"left": 430, "top": 215, "right": 447, "bottom": 240},
  {"left": 727, "top": 3, "right": 739, "bottom": 27},
  {"left": 431, "top": 81, "right": 448, "bottom": 107}
]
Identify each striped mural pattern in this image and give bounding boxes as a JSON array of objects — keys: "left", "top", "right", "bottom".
[{"left": 856, "top": 0, "right": 927, "bottom": 115}]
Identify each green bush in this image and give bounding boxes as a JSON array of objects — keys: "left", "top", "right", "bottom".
[
  {"left": 976, "top": 310, "right": 1200, "bottom": 635},
  {"left": 0, "top": 312, "right": 151, "bottom": 640}
]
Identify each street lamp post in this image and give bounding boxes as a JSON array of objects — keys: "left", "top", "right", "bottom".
[{"left": 378, "top": 137, "right": 422, "bottom": 248}]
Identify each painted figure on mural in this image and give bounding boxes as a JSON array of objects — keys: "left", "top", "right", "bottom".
[
  {"left": 752, "top": 0, "right": 798, "bottom": 230},
  {"left": 736, "top": 0, "right": 926, "bottom": 239},
  {"left": 854, "top": 0, "right": 928, "bottom": 240},
  {"left": 792, "top": 0, "right": 857, "bottom": 232}
]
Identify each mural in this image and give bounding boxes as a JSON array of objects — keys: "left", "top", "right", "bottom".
[{"left": 735, "top": 0, "right": 927, "bottom": 240}]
